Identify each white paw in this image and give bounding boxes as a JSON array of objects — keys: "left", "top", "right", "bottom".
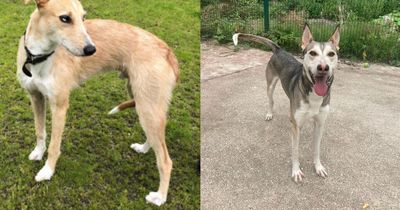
[
  {"left": 145, "top": 191, "right": 166, "bottom": 206},
  {"left": 28, "top": 146, "right": 46, "bottom": 161},
  {"left": 130, "top": 143, "right": 149, "bottom": 154},
  {"left": 292, "top": 168, "right": 305, "bottom": 183},
  {"left": 315, "top": 163, "right": 328, "bottom": 178},
  {"left": 265, "top": 113, "right": 273, "bottom": 121},
  {"left": 35, "top": 161, "right": 54, "bottom": 182}
]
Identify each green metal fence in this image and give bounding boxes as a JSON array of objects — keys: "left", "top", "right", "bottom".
[{"left": 201, "top": 0, "right": 400, "bottom": 65}]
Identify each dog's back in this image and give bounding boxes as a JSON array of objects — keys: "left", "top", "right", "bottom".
[
  {"left": 267, "top": 49, "right": 303, "bottom": 98},
  {"left": 233, "top": 33, "right": 304, "bottom": 98},
  {"left": 80, "top": 19, "right": 179, "bottom": 81}
]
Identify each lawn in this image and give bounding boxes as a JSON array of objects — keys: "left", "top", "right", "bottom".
[{"left": 0, "top": 0, "right": 200, "bottom": 209}]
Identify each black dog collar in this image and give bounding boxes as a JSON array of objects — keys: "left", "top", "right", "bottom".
[{"left": 22, "top": 33, "right": 54, "bottom": 77}]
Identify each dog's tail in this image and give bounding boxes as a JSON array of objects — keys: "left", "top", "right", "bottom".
[
  {"left": 232, "top": 33, "right": 280, "bottom": 52},
  {"left": 108, "top": 99, "right": 136, "bottom": 115}
]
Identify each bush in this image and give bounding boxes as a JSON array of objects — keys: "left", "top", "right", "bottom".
[
  {"left": 201, "top": 0, "right": 263, "bottom": 41},
  {"left": 201, "top": 0, "right": 400, "bottom": 65}
]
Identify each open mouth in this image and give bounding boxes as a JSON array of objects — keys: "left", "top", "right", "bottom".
[{"left": 311, "top": 73, "right": 329, "bottom": 96}]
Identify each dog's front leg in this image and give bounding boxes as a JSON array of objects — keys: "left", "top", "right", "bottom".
[
  {"left": 290, "top": 119, "right": 304, "bottom": 182},
  {"left": 29, "top": 91, "right": 46, "bottom": 161},
  {"left": 290, "top": 108, "right": 307, "bottom": 182},
  {"left": 35, "top": 94, "right": 69, "bottom": 182},
  {"left": 313, "top": 105, "right": 329, "bottom": 178}
]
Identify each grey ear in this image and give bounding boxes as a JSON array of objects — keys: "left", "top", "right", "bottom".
[
  {"left": 329, "top": 25, "right": 340, "bottom": 50},
  {"left": 301, "top": 23, "right": 313, "bottom": 50}
]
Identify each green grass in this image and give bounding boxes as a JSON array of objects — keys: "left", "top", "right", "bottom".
[{"left": 0, "top": 0, "right": 200, "bottom": 209}]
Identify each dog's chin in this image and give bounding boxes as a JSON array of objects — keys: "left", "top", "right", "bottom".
[{"left": 311, "top": 73, "right": 329, "bottom": 96}]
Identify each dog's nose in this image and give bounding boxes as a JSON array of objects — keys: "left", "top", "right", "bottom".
[
  {"left": 317, "top": 64, "right": 329, "bottom": 72},
  {"left": 83, "top": 44, "right": 96, "bottom": 56}
]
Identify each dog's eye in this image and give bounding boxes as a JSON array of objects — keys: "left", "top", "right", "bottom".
[
  {"left": 328, "top": 52, "right": 336, "bottom": 57},
  {"left": 59, "top": 15, "right": 72, "bottom": 24},
  {"left": 82, "top": 15, "right": 86, "bottom": 21},
  {"left": 309, "top": 51, "right": 318, "bottom": 56}
]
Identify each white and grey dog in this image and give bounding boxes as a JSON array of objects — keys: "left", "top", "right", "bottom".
[{"left": 233, "top": 24, "right": 340, "bottom": 182}]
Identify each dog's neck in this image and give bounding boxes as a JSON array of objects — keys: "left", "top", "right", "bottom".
[
  {"left": 299, "top": 67, "right": 314, "bottom": 96},
  {"left": 24, "top": 12, "right": 57, "bottom": 55},
  {"left": 22, "top": 12, "right": 57, "bottom": 77},
  {"left": 302, "top": 63, "right": 314, "bottom": 84}
]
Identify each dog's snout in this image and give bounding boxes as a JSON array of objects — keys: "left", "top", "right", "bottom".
[
  {"left": 317, "top": 64, "right": 329, "bottom": 72},
  {"left": 83, "top": 44, "right": 96, "bottom": 56}
]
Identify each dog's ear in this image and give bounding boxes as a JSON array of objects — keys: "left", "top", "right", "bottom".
[
  {"left": 329, "top": 25, "right": 340, "bottom": 50},
  {"left": 301, "top": 23, "right": 313, "bottom": 50},
  {"left": 25, "top": 0, "right": 50, "bottom": 8}
]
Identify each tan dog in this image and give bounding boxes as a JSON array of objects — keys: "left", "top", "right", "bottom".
[{"left": 18, "top": 0, "right": 179, "bottom": 206}]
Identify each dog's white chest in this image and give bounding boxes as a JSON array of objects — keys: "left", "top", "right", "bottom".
[
  {"left": 295, "top": 93, "right": 326, "bottom": 120},
  {"left": 18, "top": 62, "right": 54, "bottom": 96},
  {"left": 306, "top": 94, "right": 324, "bottom": 115}
]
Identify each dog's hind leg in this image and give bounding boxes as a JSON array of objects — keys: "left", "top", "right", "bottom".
[
  {"left": 28, "top": 91, "right": 46, "bottom": 161},
  {"left": 265, "top": 65, "right": 279, "bottom": 121},
  {"left": 134, "top": 96, "right": 172, "bottom": 205},
  {"left": 313, "top": 105, "right": 329, "bottom": 178},
  {"left": 128, "top": 62, "right": 175, "bottom": 206},
  {"left": 122, "top": 79, "right": 151, "bottom": 154}
]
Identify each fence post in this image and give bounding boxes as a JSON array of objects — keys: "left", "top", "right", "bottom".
[{"left": 264, "top": 0, "right": 270, "bottom": 32}]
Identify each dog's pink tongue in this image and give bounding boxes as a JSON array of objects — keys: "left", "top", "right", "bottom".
[{"left": 313, "top": 77, "right": 328, "bottom": 96}]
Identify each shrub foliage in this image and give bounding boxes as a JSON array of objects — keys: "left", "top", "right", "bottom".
[{"left": 202, "top": 0, "right": 400, "bottom": 65}]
